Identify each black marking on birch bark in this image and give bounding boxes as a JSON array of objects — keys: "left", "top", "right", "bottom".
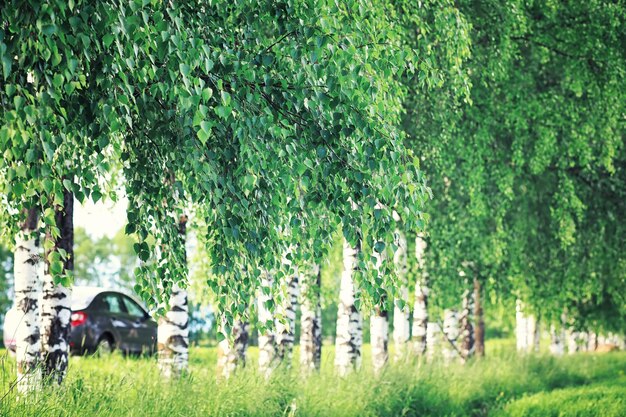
[
  {"left": 25, "top": 333, "right": 40, "bottom": 345},
  {"left": 166, "top": 335, "right": 189, "bottom": 348},
  {"left": 24, "top": 255, "right": 40, "bottom": 265},
  {"left": 22, "top": 207, "right": 38, "bottom": 230},
  {"left": 17, "top": 297, "right": 38, "bottom": 313}
]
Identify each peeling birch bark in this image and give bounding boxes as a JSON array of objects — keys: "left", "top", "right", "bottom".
[
  {"left": 392, "top": 230, "right": 410, "bottom": 361},
  {"left": 14, "top": 208, "right": 42, "bottom": 395},
  {"left": 334, "top": 238, "right": 362, "bottom": 376},
  {"left": 41, "top": 190, "right": 73, "bottom": 385},
  {"left": 158, "top": 216, "right": 189, "bottom": 378},
  {"left": 300, "top": 265, "right": 322, "bottom": 374}
]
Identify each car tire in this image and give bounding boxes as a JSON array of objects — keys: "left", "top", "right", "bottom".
[{"left": 95, "top": 335, "right": 114, "bottom": 356}]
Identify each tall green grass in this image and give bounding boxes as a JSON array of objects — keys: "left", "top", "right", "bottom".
[{"left": 0, "top": 342, "right": 624, "bottom": 416}]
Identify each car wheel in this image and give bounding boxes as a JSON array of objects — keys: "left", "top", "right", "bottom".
[{"left": 95, "top": 336, "right": 114, "bottom": 356}]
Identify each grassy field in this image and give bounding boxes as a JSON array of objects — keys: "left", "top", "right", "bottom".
[{"left": 0, "top": 340, "right": 624, "bottom": 416}]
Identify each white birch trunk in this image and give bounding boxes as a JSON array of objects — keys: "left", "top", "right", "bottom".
[
  {"left": 392, "top": 230, "right": 410, "bottom": 361},
  {"left": 41, "top": 192, "right": 73, "bottom": 385},
  {"left": 442, "top": 309, "right": 460, "bottom": 364},
  {"left": 370, "top": 249, "right": 388, "bottom": 374},
  {"left": 217, "top": 319, "right": 249, "bottom": 379},
  {"left": 411, "top": 235, "right": 428, "bottom": 356},
  {"left": 275, "top": 272, "right": 298, "bottom": 367},
  {"left": 158, "top": 283, "right": 189, "bottom": 378},
  {"left": 516, "top": 300, "right": 538, "bottom": 353},
  {"left": 549, "top": 324, "right": 565, "bottom": 356},
  {"left": 300, "top": 265, "right": 322, "bottom": 374},
  {"left": 459, "top": 287, "right": 475, "bottom": 362},
  {"left": 334, "top": 238, "right": 362, "bottom": 376},
  {"left": 566, "top": 329, "right": 580, "bottom": 354},
  {"left": 587, "top": 331, "right": 597, "bottom": 352},
  {"left": 426, "top": 321, "right": 440, "bottom": 362},
  {"left": 516, "top": 299, "right": 528, "bottom": 352},
  {"left": 258, "top": 274, "right": 276, "bottom": 378},
  {"left": 14, "top": 210, "right": 42, "bottom": 395},
  {"left": 40, "top": 275, "right": 71, "bottom": 384},
  {"left": 370, "top": 307, "right": 388, "bottom": 374},
  {"left": 158, "top": 216, "right": 190, "bottom": 378},
  {"left": 529, "top": 315, "right": 540, "bottom": 353}
]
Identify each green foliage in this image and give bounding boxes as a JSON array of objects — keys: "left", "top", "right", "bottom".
[
  {"left": 403, "top": 0, "right": 626, "bottom": 331},
  {"left": 0, "top": 0, "right": 430, "bottom": 325}
]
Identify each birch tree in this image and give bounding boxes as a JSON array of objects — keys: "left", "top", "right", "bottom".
[
  {"left": 13, "top": 208, "right": 41, "bottom": 395},
  {"left": 299, "top": 265, "right": 322, "bottom": 374},
  {"left": 411, "top": 236, "right": 428, "bottom": 356},
  {"left": 441, "top": 309, "right": 460, "bottom": 364},
  {"left": 473, "top": 278, "right": 485, "bottom": 357},
  {"left": 334, "top": 239, "right": 363, "bottom": 376},
  {"left": 392, "top": 230, "right": 410, "bottom": 361},
  {"left": 458, "top": 282, "right": 475, "bottom": 362},
  {"left": 41, "top": 190, "right": 73, "bottom": 385},
  {"left": 258, "top": 274, "right": 276, "bottom": 378},
  {"left": 275, "top": 272, "right": 298, "bottom": 367},
  {"left": 157, "top": 216, "right": 190, "bottom": 378},
  {"left": 217, "top": 319, "right": 249, "bottom": 379},
  {"left": 370, "top": 249, "right": 388, "bottom": 374},
  {"left": 3, "top": 1, "right": 439, "bottom": 381}
]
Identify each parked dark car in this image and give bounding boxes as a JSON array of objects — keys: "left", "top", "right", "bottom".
[{"left": 3, "top": 286, "right": 157, "bottom": 355}]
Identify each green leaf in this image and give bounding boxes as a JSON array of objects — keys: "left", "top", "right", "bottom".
[
  {"left": 374, "top": 241, "right": 386, "bottom": 254},
  {"left": 41, "top": 24, "right": 57, "bottom": 36},
  {"left": 1, "top": 54, "right": 11, "bottom": 80},
  {"left": 180, "top": 63, "right": 190, "bottom": 77},
  {"left": 103, "top": 34, "right": 115, "bottom": 48},
  {"left": 215, "top": 105, "right": 231, "bottom": 119},
  {"left": 202, "top": 87, "right": 213, "bottom": 101},
  {"left": 220, "top": 91, "right": 231, "bottom": 106},
  {"left": 50, "top": 260, "right": 64, "bottom": 275},
  {"left": 52, "top": 73, "right": 64, "bottom": 88}
]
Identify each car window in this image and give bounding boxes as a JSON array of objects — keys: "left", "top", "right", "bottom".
[
  {"left": 122, "top": 296, "right": 146, "bottom": 318},
  {"left": 99, "top": 294, "right": 124, "bottom": 314}
]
